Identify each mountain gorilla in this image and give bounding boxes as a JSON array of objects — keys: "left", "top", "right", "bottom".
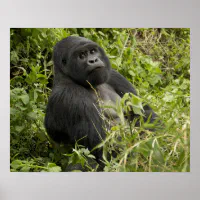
[{"left": 44, "top": 36, "right": 157, "bottom": 165}]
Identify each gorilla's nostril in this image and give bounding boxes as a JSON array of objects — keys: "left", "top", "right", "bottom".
[{"left": 89, "top": 60, "right": 94, "bottom": 63}]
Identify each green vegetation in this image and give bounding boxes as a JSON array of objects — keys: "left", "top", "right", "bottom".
[{"left": 10, "top": 28, "right": 190, "bottom": 172}]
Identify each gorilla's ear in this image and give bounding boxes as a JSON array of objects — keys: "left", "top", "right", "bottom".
[{"left": 53, "top": 46, "right": 66, "bottom": 67}]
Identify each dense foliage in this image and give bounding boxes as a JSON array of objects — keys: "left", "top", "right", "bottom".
[{"left": 10, "top": 28, "right": 190, "bottom": 172}]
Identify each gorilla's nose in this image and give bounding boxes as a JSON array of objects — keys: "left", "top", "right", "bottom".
[{"left": 88, "top": 57, "right": 99, "bottom": 64}]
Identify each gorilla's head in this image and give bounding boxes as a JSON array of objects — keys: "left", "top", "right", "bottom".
[{"left": 53, "top": 36, "right": 111, "bottom": 87}]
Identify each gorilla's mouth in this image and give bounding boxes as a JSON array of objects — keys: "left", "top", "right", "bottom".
[{"left": 89, "top": 66, "right": 103, "bottom": 74}]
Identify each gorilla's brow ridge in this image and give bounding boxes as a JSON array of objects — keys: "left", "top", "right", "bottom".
[{"left": 73, "top": 43, "right": 98, "bottom": 53}]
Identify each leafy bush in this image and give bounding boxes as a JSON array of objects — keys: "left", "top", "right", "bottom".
[{"left": 10, "top": 28, "right": 190, "bottom": 172}]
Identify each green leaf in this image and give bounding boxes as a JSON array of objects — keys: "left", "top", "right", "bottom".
[
  {"left": 20, "top": 166, "right": 30, "bottom": 172},
  {"left": 47, "top": 163, "right": 57, "bottom": 168},
  {"left": 82, "top": 148, "right": 90, "bottom": 156},
  {"left": 15, "top": 125, "right": 25, "bottom": 133},
  {"left": 151, "top": 139, "right": 165, "bottom": 165},
  {"left": 128, "top": 70, "right": 135, "bottom": 77},
  {"left": 27, "top": 112, "right": 37, "bottom": 119},
  {"left": 20, "top": 94, "right": 29, "bottom": 105},
  {"left": 10, "top": 108, "right": 17, "bottom": 115},
  {"left": 10, "top": 51, "right": 19, "bottom": 63},
  {"left": 25, "top": 71, "right": 37, "bottom": 84},
  {"left": 11, "top": 160, "right": 22, "bottom": 169},
  {"left": 46, "top": 60, "right": 53, "bottom": 67},
  {"left": 88, "top": 154, "right": 96, "bottom": 159},
  {"left": 36, "top": 131, "right": 47, "bottom": 141},
  {"left": 47, "top": 163, "right": 61, "bottom": 172},
  {"left": 163, "top": 94, "right": 174, "bottom": 102},
  {"left": 48, "top": 166, "right": 62, "bottom": 172},
  {"left": 34, "top": 90, "right": 38, "bottom": 102},
  {"left": 37, "top": 74, "right": 47, "bottom": 78}
]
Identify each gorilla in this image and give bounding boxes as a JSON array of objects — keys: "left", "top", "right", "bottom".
[{"left": 44, "top": 36, "right": 158, "bottom": 165}]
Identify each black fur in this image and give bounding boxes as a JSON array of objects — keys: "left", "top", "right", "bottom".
[{"left": 44, "top": 36, "right": 157, "bottom": 163}]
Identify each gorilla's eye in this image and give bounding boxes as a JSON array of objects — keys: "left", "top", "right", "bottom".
[
  {"left": 62, "top": 58, "right": 67, "bottom": 65},
  {"left": 90, "top": 49, "right": 95, "bottom": 54},
  {"left": 79, "top": 52, "right": 85, "bottom": 59}
]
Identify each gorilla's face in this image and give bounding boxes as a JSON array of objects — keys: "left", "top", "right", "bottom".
[
  {"left": 68, "top": 43, "right": 111, "bottom": 86},
  {"left": 53, "top": 36, "right": 111, "bottom": 87}
]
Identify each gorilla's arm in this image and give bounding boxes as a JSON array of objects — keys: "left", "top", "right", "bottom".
[
  {"left": 107, "top": 69, "right": 137, "bottom": 97},
  {"left": 45, "top": 83, "right": 106, "bottom": 151},
  {"left": 107, "top": 69, "right": 157, "bottom": 123}
]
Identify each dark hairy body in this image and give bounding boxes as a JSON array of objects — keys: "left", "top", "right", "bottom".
[{"left": 44, "top": 36, "right": 157, "bottom": 163}]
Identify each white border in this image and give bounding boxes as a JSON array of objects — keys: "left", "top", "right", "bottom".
[{"left": 0, "top": 0, "right": 199, "bottom": 199}]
